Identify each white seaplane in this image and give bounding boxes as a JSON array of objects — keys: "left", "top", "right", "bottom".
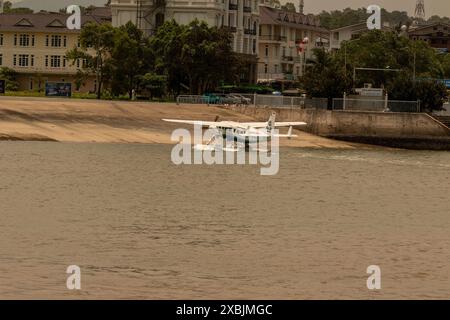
[{"left": 163, "top": 112, "right": 307, "bottom": 151}]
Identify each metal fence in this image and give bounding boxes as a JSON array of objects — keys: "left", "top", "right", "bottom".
[
  {"left": 176, "top": 95, "right": 211, "bottom": 104},
  {"left": 176, "top": 94, "right": 420, "bottom": 113},
  {"left": 332, "top": 98, "right": 420, "bottom": 113},
  {"left": 176, "top": 93, "right": 329, "bottom": 109},
  {"left": 230, "top": 93, "right": 328, "bottom": 109}
]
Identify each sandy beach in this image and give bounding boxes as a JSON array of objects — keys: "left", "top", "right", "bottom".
[{"left": 0, "top": 96, "right": 364, "bottom": 149}]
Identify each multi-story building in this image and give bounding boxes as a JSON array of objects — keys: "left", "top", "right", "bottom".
[
  {"left": 110, "top": 0, "right": 259, "bottom": 82},
  {"left": 329, "top": 22, "right": 392, "bottom": 51},
  {"left": 408, "top": 22, "right": 450, "bottom": 53},
  {"left": 257, "top": 4, "right": 328, "bottom": 82},
  {"left": 0, "top": 10, "right": 110, "bottom": 92}
]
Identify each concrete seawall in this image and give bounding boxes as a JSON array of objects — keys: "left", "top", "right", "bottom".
[{"left": 222, "top": 105, "right": 450, "bottom": 150}]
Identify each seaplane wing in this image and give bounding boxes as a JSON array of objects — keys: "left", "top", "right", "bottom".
[
  {"left": 162, "top": 119, "right": 219, "bottom": 126},
  {"left": 163, "top": 119, "right": 306, "bottom": 128},
  {"left": 240, "top": 121, "right": 307, "bottom": 128},
  {"left": 162, "top": 119, "right": 248, "bottom": 129}
]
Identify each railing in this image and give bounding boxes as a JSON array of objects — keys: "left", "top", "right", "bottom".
[
  {"left": 176, "top": 93, "right": 329, "bottom": 109},
  {"left": 176, "top": 94, "right": 421, "bottom": 113},
  {"left": 243, "top": 6, "right": 252, "bottom": 13},
  {"left": 244, "top": 29, "right": 257, "bottom": 35},
  {"left": 223, "top": 26, "right": 237, "bottom": 33},
  {"left": 228, "top": 94, "right": 328, "bottom": 109},
  {"left": 229, "top": 3, "right": 238, "bottom": 10},
  {"left": 257, "top": 73, "right": 297, "bottom": 81},
  {"left": 332, "top": 98, "right": 420, "bottom": 113},
  {"left": 259, "top": 35, "right": 287, "bottom": 42},
  {"left": 176, "top": 95, "right": 211, "bottom": 105}
]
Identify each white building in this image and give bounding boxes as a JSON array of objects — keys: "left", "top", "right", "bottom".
[
  {"left": 258, "top": 4, "right": 328, "bottom": 82},
  {"left": 330, "top": 22, "right": 392, "bottom": 51},
  {"left": 111, "top": 0, "right": 259, "bottom": 82}
]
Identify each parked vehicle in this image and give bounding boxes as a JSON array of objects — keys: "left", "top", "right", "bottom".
[
  {"left": 202, "top": 93, "right": 221, "bottom": 104},
  {"left": 229, "top": 94, "right": 251, "bottom": 105}
]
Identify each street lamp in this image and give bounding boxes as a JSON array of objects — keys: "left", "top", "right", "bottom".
[
  {"left": 302, "top": 36, "right": 309, "bottom": 75},
  {"left": 401, "top": 24, "right": 416, "bottom": 81}
]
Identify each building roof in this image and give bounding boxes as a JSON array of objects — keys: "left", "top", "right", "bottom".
[
  {"left": 259, "top": 6, "right": 328, "bottom": 33},
  {"left": 408, "top": 22, "right": 450, "bottom": 35},
  {"left": 331, "top": 21, "right": 392, "bottom": 33},
  {"left": 0, "top": 8, "right": 111, "bottom": 33}
]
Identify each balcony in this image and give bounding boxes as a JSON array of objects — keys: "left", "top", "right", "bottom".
[
  {"left": 223, "top": 26, "right": 237, "bottom": 33},
  {"left": 257, "top": 73, "right": 296, "bottom": 81},
  {"left": 259, "top": 34, "right": 287, "bottom": 42},
  {"left": 244, "top": 29, "right": 257, "bottom": 36},
  {"left": 284, "top": 73, "right": 295, "bottom": 81},
  {"left": 229, "top": 3, "right": 238, "bottom": 10},
  {"left": 243, "top": 6, "right": 252, "bottom": 13}
]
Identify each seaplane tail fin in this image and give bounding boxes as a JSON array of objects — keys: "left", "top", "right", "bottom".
[{"left": 287, "top": 126, "right": 293, "bottom": 140}]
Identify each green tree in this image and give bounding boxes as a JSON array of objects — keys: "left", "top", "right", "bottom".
[
  {"left": 150, "top": 20, "right": 238, "bottom": 95},
  {"left": 0, "top": 67, "right": 19, "bottom": 91},
  {"left": 3, "top": 1, "right": 34, "bottom": 14},
  {"left": 138, "top": 73, "right": 167, "bottom": 99},
  {"left": 281, "top": 2, "right": 296, "bottom": 12},
  {"left": 318, "top": 7, "right": 411, "bottom": 30},
  {"left": 337, "top": 30, "right": 445, "bottom": 87},
  {"left": 109, "top": 22, "right": 152, "bottom": 98},
  {"left": 387, "top": 73, "right": 448, "bottom": 111},
  {"left": 300, "top": 48, "right": 352, "bottom": 108},
  {"left": 441, "top": 54, "right": 450, "bottom": 78},
  {"left": 66, "top": 23, "right": 116, "bottom": 99}
]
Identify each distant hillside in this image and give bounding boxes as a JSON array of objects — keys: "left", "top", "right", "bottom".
[{"left": 12, "top": 0, "right": 108, "bottom": 12}]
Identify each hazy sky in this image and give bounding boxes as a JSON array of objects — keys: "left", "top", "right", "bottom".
[
  {"left": 288, "top": 0, "right": 449, "bottom": 17},
  {"left": 8, "top": 0, "right": 450, "bottom": 18}
]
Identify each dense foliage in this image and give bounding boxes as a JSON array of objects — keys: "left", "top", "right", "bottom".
[
  {"left": 301, "top": 30, "right": 449, "bottom": 111},
  {"left": 318, "top": 7, "right": 449, "bottom": 30},
  {"left": 66, "top": 20, "right": 242, "bottom": 99}
]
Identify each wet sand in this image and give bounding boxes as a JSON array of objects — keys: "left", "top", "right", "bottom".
[{"left": 0, "top": 96, "right": 365, "bottom": 149}]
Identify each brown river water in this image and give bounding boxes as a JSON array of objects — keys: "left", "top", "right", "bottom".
[{"left": 0, "top": 142, "right": 449, "bottom": 299}]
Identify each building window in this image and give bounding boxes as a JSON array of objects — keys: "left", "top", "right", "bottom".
[
  {"left": 29, "top": 78, "right": 33, "bottom": 90},
  {"left": 31, "top": 55, "right": 34, "bottom": 67},
  {"left": 333, "top": 32, "right": 339, "bottom": 41},
  {"left": 18, "top": 54, "right": 30, "bottom": 67},
  {"left": 19, "top": 34, "right": 30, "bottom": 47},
  {"left": 0, "top": 54, "right": 2, "bottom": 66},
  {"left": 0, "top": 34, "right": 3, "bottom": 46},
  {"left": 45, "top": 55, "right": 49, "bottom": 67},
  {"left": 265, "top": 45, "right": 269, "bottom": 57},
  {"left": 46, "top": 35, "right": 49, "bottom": 47},
  {"left": 264, "top": 64, "right": 268, "bottom": 74},
  {"left": 76, "top": 59, "right": 80, "bottom": 68},
  {"left": 31, "top": 35, "right": 35, "bottom": 46},
  {"left": 13, "top": 54, "right": 17, "bottom": 66},
  {"left": 50, "top": 55, "right": 61, "bottom": 68},
  {"left": 50, "top": 35, "right": 62, "bottom": 47},
  {"left": 63, "top": 36, "right": 67, "bottom": 47}
]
